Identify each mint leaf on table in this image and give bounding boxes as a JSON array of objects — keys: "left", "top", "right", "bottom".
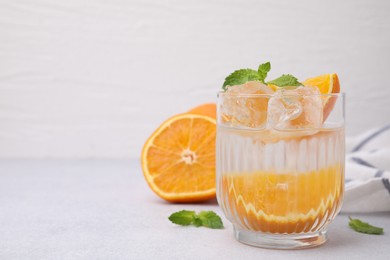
[
  {"left": 257, "top": 61, "right": 271, "bottom": 83},
  {"left": 267, "top": 74, "right": 302, "bottom": 87},
  {"left": 348, "top": 217, "right": 384, "bottom": 235},
  {"left": 168, "top": 210, "right": 224, "bottom": 229},
  {"left": 222, "top": 69, "right": 260, "bottom": 90},
  {"left": 192, "top": 215, "right": 203, "bottom": 227},
  {"left": 168, "top": 210, "right": 196, "bottom": 226},
  {"left": 198, "top": 211, "right": 223, "bottom": 229}
]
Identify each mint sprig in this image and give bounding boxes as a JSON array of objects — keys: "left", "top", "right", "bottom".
[
  {"left": 222, "top": 61, "right": 302, "bottom": 89},
  {"left": 348, "top": 216, "right": 384, "bottom": 235},
  {"left": 198, "top": 211, "right": 224, "bottom": 229},
  {"left": 168, "top": 210, "right": 196, "bottom": 226},
  {"left": 267, "top": 74, "right": 301, "bottom": 87},
  {"left": 169, "top": 210, "right": 223, "bottom": 229},
  {"left": 222, "top": 69, "right": 260, "bottom": 90},
  {"left": 257, "top": 61, "right": 271, "bottom": 83}
]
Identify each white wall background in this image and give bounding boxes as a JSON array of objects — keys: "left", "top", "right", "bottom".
[{"left": 0, "top": 0, "right": 389, "bottom": 159}]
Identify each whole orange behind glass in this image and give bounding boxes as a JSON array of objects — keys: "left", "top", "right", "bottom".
[{"left": 216, "top": 87, "right": 345, "bottom": 249}]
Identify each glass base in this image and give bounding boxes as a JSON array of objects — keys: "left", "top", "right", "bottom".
[{"left": 234, "top": 226, "right": 327, "bottom": 249}]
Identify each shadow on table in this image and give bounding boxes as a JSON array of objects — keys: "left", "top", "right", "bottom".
[
  {"left": 148, "top": 196, "right": 219, "bottom": 205},
  {"left": 324, "top": 228, "right": 359, "bottom": 249}
]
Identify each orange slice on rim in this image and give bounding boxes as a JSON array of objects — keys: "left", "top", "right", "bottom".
[{"left": 303, "top": 73, "right": 340, "bottom": 120}]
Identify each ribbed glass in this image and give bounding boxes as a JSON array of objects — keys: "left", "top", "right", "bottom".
[
  {"left": 217, "top": 126, "right": 344, "bottom": 234},
  {"left": 216, "top": 92, "right": 345, "bottom": 248}
]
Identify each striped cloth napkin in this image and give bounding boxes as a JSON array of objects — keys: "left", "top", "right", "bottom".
[{"left": 342, "top": 125, "right": 390, "bottom": 213}]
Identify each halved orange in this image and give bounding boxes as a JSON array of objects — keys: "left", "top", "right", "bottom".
[
  {"left": 303, "top": 73, "right": 340, "bottom": 120},
  {"left": 188, "top": 103, "right": 216, "bottom": 119},
  {"left": 141, "top": 114, "right": 216, "bottom": 202}
]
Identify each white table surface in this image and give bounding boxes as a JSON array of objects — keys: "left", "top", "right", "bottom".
[{"left": 0, "top": 160, "right": 389, "bottom": 260}]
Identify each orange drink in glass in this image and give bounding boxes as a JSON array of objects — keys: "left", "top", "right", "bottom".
[{"left": 216, "top": 85, "right": 345, "bottom": 249}]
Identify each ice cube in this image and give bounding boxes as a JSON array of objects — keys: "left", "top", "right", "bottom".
[
  {"left": 267, "top": 86, "right": 324, "bottom": 131},
  {"left": 220, "top": 81, "right": 274, "bottom": 129},
  {"left": 225, "top": 81, "right": 273, "bottom": 95}
]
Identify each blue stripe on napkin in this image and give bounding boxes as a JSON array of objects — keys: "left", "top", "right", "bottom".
[{"left": 352, "top": 125, "right": 390, "bottom": 152}]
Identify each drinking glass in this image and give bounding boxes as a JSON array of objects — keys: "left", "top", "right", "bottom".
[{"left": 216, "top": 92, "right": 345, "bottom": 249}]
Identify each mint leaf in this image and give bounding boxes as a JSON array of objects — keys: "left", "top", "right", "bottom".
[
  {"left": 222, "top": 69, "right": 260, "bottom": 90},
  {"left": 257, "top": 61, "right": 271, "bottom": 83},
  {"left": 223, "top": 62, "right": 302, "bottom": 89},
  {"left": 198, "top": 211, "right": 224, "bottom": 229},
  {"left": 168, "top": 210, "right": 196, "bottom": 226},
  {"left": 168, "top": 210, "right": 224, "bottom": 229},
  {"left": 267, "top": 74, "right": 302, "bottom": 87},
  {"left": 192, "top": 215, "right": 203, "bottom": 227},
  {"left": 349, "top": 217, "right": 384, "bottom": 235}
]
